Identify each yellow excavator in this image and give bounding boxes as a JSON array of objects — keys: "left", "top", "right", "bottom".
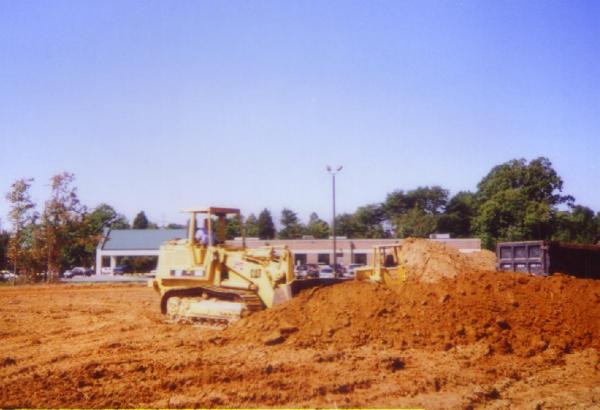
[{"left": 152, "top": 207, "right": 343, "bottom": 327}]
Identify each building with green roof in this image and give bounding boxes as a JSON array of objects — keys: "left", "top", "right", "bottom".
[{"left": 95, "top": 228, "right": 187, "bottom": 274}]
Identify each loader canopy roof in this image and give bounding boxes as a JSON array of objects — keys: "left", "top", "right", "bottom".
[{"left": 181, "top": 207, "right": 240, "bottom": 216}]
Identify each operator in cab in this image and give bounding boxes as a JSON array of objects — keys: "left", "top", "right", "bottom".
[{"left": 195, "top": 219, "right": 217, "bottom": 246}]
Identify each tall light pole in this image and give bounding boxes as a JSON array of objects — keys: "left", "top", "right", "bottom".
[{"left": 326, "top": 165, "right": 343, "bottom": 275}]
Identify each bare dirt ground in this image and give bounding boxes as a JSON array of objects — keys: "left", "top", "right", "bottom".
[{"left": 1, "top": 269, "right": 599, "bottom": 409}]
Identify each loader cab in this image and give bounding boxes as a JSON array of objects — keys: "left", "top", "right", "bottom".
[
  {"left": 374, "top": 245, "right": 406, "bottom": 284},
  {"left": 184, "top": 207, "right": 243, "bottom": 248},
  {"left": 376, "top": 246, "right": 399, "bottom": 269}
]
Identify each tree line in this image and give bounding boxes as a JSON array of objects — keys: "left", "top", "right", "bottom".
[
  {"left": 1, "top": 157, "right": 599, "bottom": 277},
  {"left": 337, "top": 157, "right": 600, "bottom": 249},
  {"left": 220, "top": 209, "right": 330, "bottom": 241},
  {"left": 0, "top": 173, "right": 170, "bottom": 278},
  {"left": 231, "top": 157, "right": 600, "bottom": 250}
]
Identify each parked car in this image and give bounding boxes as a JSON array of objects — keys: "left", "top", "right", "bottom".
[
  {"left": 113, "top": 265, "right": 129, "bottom": 275},
  {"left": 101, "top": 267, "right": 113, "bottom": 275},
  {"left": 306, "top": 264, "right": 320, "bottom": 278},
  {"left": 63, "top": 267, "right": 92, "bottom": 278},
  {"left": 344, "top": 263, "right": 365, "bottom": 278},
  {"left": 319, "top": 266, "right": 335, "bottom": 279},
  {"left": 0, "top": 270, "right": 17, "bottom": 281},
  {"left": 294, "top": 264, "right": 308, "bottom": 279}
]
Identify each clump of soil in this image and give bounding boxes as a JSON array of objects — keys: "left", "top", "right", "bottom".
[{"left": 400, "top": 238, "right": 497, "bottom": 282}]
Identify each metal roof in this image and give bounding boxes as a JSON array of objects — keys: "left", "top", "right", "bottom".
[{"left": 101, "top": 229, "right": 187, "bottom": 251}]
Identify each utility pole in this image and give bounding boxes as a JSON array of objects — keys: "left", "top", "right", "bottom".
[{"left": 326, "top": 165, "right": 343, "bottom": 276}]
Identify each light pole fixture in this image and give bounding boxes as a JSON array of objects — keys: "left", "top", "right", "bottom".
[{"left": 326, "top": 165, "right": 343, "bottom": 275}]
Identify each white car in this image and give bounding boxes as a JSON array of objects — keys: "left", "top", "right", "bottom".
[
  {"left": 0, "top": 270, "right": 17, "bottom": 281},
  {"left": 345, "top": 263, "right": 365, "bottom": 278},
  {"left": 319, "top": 266, "right": 335, "bottom": 279}
]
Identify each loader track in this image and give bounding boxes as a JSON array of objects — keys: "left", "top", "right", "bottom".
[{"left": 160, "top": 286, "right": 264, "bottom": 329}]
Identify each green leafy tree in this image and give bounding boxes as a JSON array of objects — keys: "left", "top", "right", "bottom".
[
  {"left": 437, "top": 191, "right": 477, "bottom": 237},
  {"left": 41, "top": 172, "right": 89, "bottom": 279},
  {"left": 69, "top": 211, "right": 102, "bottom": 269},
  {"left": 394, "top": 208, "right": 438, "bottom": 238},
  {"left": 384, "top": 186, "right": 449, "bottom": 237},
  {"left": 257, "top": 209, "right": 276, "bottom": 239},
  {"left": 335, "top": 205, "right": 387, "bottom": 238},
  {"left": 112, "top": 216, "right": 130, "bottom": 229},
  {"left": 553, "top": 205, "right": 598, "bottom": 244},
  {"left": 353, "top": 205, "right": 388, "bottom": 238},
  {"left": 304, "top": 212, "right": 330, "bottom": 239},
  {"left": 383, "top": 190, "right": 410, "bottom": 216},
  {"left": 244, "top": 214, "right": 259, "bottom": 237},
  {"left": 278, "top": 208, "right": 304, "bottom": 239},
  {"left": 133, "top": 211, "right": 150, "bottom": 229},
  {"left": 384, "top": 186, "right": 449, "bottom": 217},
  {"left": 335, "top": 213, "right": 359, "bottom": 238},
  {"left": 473, "top": 157, "right": 573, "bottom": 249},
  {"left": 225, "top": 214, "right": 242, "bottom": 240},
  {"left": 22, "top": 222, "right": 47, "bottom": 278},
  {"left": 89, "top": 204, "right": 130, "bottom": 231},
  {"left": 5, "top": 178, "right": 37, "bottom": 274},
  {"left": 69, "top": 203, "right": 130, "bottom": 270}
]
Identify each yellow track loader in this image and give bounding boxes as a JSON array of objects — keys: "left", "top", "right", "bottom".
[
  {"left": 354, "top": 244, "right": 407, "bottom": 286},
  {"left": 152, "top": 207, "right": 343, "bottom": 327}
]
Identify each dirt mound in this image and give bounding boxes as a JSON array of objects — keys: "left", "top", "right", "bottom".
[
  {"left": 400, "top": 238, "right": 496, "bottom": 282},
  {"left": 463, "top": 248, "right": 497, "bottom": 270},
  {"left": 230, "top": 271, "right": 600, "bottom": 357}
]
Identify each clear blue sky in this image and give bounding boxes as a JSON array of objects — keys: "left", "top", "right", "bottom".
[{"left": 1, "top": 0, "right": 599, "bottom": 227}]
